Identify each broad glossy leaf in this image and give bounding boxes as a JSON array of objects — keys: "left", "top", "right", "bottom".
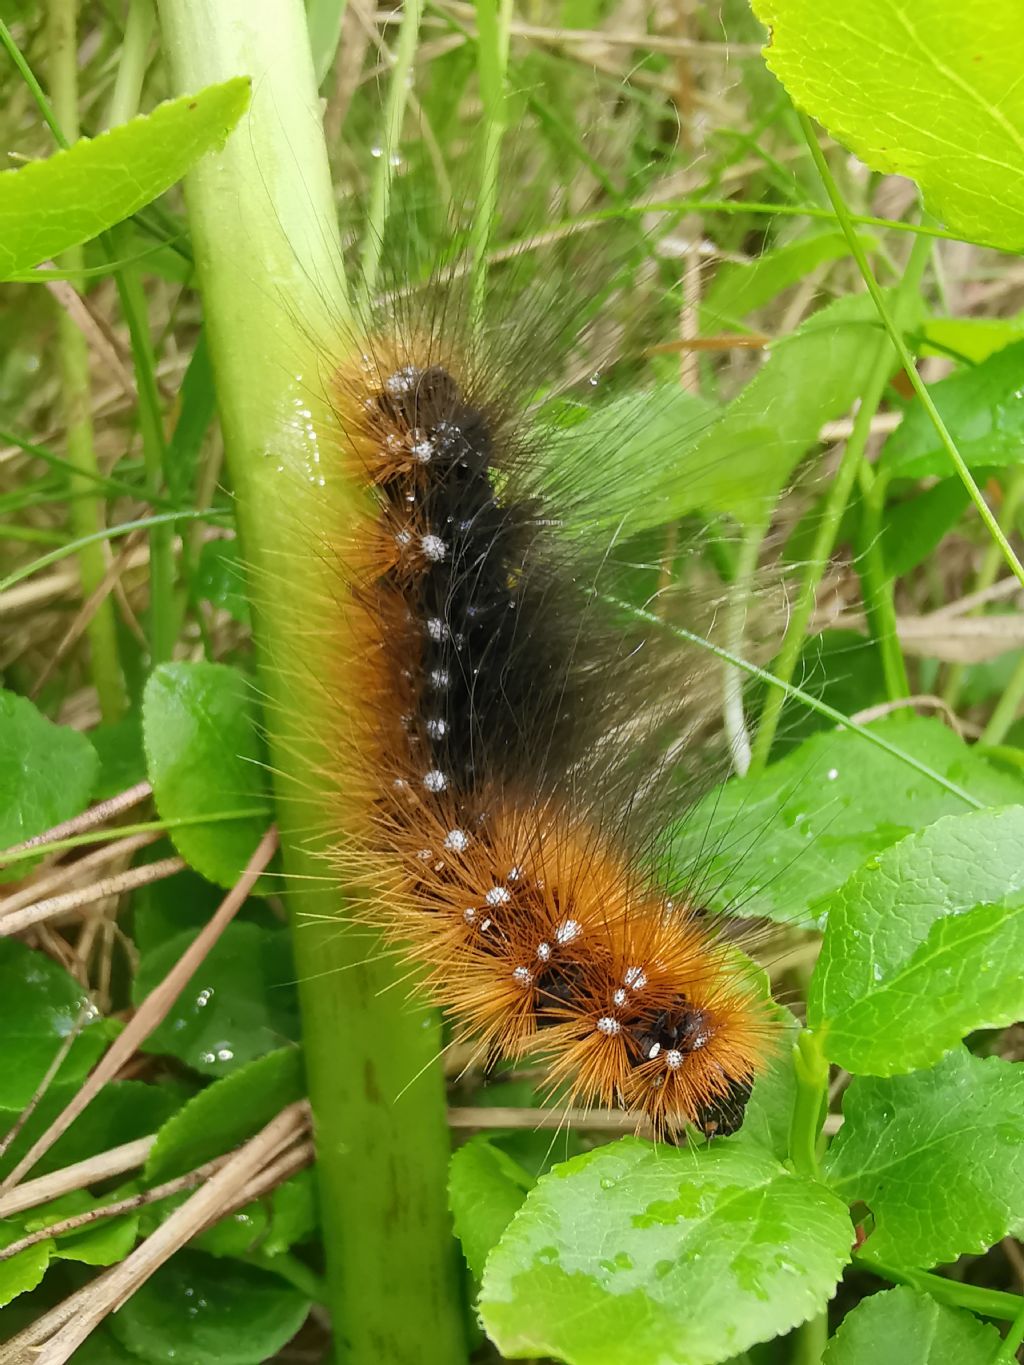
[
  {"left": 662, "top": 716, "right": 1024, "bottom": 926},
  {"left": 823, "top": 1286, "right": 1000, "bottom": 1364},
  {"left": 880, "top": 341, "right": 1024, "bottom": 481},
  {"left": 146, "top": 1046, "right": 304, "bottom": 1181},
  {"left": 0, "top": 939, "right": 107, "bottom": 1111},
  {"left": 0, "top": 80, "right": 251, "bottom": 279},
  {"left": 753, "top": 0, "right": 1024, "bottom": 251},
  {"left": 0, "top": 689, "right": 98, "bottom": 877},
  {"left": 449, "top": 1137, "right": 534, "bottom": 1281},
  {"left": 109, "top": 1249, "right": 309, "bottom": 1365},
  {"left": 134, "top": 922, "right": 299, "bottom": 1077},
  {"left": 824, "top": 1050, "right": 1024, "bottom": 1268},
  {"left": 142, "top": 661, "right": 272, "bottom": 888},
  {"left": 810, "top": 806, "right": 1024, "bottom": 1072},
  {"left": 480, "top": 1138, "right": 851, "bottom": 1365}
]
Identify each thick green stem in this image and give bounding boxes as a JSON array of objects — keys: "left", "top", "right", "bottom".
[
  {"left": 858, "top": 1256, "right": 1024, "bottom": 1323},
  {"left": 155, "top": 4, "right": 466, "bottom": 1361},
  {"left": 47, "top": 0, "right": 126, "bottom": 722},
  {"left": 788, "top": 1030, "right": 828, "bottom": 1180}
]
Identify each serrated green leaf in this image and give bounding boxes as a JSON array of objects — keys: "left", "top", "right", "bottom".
[
  {"left": 921, "top": 318, "right": 1024, "bottom": 365},
  {"left": 0, "top": 939, "right": 107, "bottom": 1112},
  {"left": 449, "top": 1137, "right": 534, "bottom": 1281},
  {"left": 194, "top": 539, "right": 250, "bottom": 625},
  {"left": 880, "top": 341, "right": 1024, "bottom": 482},
  {"left": 262, "top": 1170, "right": 318, "bottom": 1257},
  {"left": 0, "top": 1224, "right": 52, "bottom": 1308},
  {"left": 824, "top": 1050, "right": 1024, "bottom": 1269},
  {"left": 134, "top": 923, "right": 299, "bottom": 1078},
  {"left": 0, "top": 80, "right": 251, "bottom": 280},
  {"left": 810, "top": 806, "right": 1024, "bottom": 1072},
  {"left": 141, "top": 661, "right": 272, "bottom": 888},
  {"left": 108, "top": 1249, "right": 309, "bottom": 1365},
  {"left": 752, "top": 0, "right": 1024, "bottom": 252},
  {"left": 1, "top": 1081, "right": 182, "bottom": 1182},
  {"left": 146, "top": 1047, "right": 304, "bottom": 1181},
  {"left": 822, "top": 1286, "right": 1000, "bottom": 1364},
  {"left": 25, "top": 1188, "right": 139, "bottom": 1267},
  {"left": 0, "top": 689, "right": 98, "bottom": 877},
  {"left": 731, "top": 1008, "right": 800, "bottom": 1161},
  {"left": 480, "top": 1137, "right": 852, "bottom": 1365},
  {"left": 662, "top": 716, "right": 1024, "bottom": 926}
]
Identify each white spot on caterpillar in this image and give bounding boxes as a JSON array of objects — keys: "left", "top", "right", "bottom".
[
  {"left": 394, "top": 529, "right": 412, "bottom": 548},
  {"left": 429, "top": 668, "right": 450, "bottom": 689},
  {"left": 426, "top": 618, "right": 448, "bottom": 641},
  {"left": 596, "top": 1016, "right": 620, "bottom": 1036},
  {"left": 392, "top": 778, "right": 408, "bottom": 791},
  {"left": 411, "top": 434, "right": 434, "bottom": 462},
  {"left": 416, "top": 848, "right": 432, "bottom": 861},
  {"left": 507, "top": 865, "right": 524, "bottom": 882},
  {"left": 421, "top": 534, "right": 447, "bottom": 562},
  {"left": 480, "top": 917, "right": 492, "bottom": 932},
  {"left": 536, "top": 942, "right": 552, "bottom": 962},
  {"left": 426, "top": 718, "right": 448, "bottom": 739},
  {"left": 485, "top": 886, "right": 511, "bottom": 906},
  {"left": 613, "top": 989, "right": 627, "bottom": 1007},
  {"left": 554, "top": 919, "right": 581, "bottom": 945},
  {"left": 444, "top": 829, "right": 469, "bottom": 852},
  {"left": 665, "top": 1049, "right": 684, "bottom": 1070},
  {"left": 385, "top": 367, "right": 419, "bottom": 396},
  {"left": 512, "top": 966, "right": 533, "bottom": 987},
  {"left": 423, "top": 770, "right": 447, "bottom": 793},
  {"left": 623, "top": 966, "right": 647, "bottom": 991},
  {"left": 647, "top": 1043, "right": 661, "bottom": 1060},
  {"left": 463, "top": 907, "right": 476, "bottom": 924}
]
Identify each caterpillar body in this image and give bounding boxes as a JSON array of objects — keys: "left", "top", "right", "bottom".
[{"left": 314, "top": 273, "right": 779, "bottom": 1141}]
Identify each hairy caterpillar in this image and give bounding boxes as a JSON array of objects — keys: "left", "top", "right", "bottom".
[{"left": 301, "top": 231, "right": 781, "bottom": 1141}]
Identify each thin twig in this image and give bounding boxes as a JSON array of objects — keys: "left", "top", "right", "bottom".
[
  {"left": 0, "top": 825, "right": 278, "bottom": 1193},
  {"left": 0, "top": 831, "right": 159, "bottom": 917},
  {"left": 0, "top": 855, "right": 185, "bottom": 936},
  {"left": 0, "top": 1136, "right": 156, "bottom": 1219},
  {"left": 0, "top": 782, "right": 152, "bottom": 868}
]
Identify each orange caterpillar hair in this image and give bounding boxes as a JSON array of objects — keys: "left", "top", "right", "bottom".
[{"left": 317, "top": 299, "right": 777, "bottom": 1141}]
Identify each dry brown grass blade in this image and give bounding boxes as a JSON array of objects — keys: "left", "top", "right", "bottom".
[
  {"left": 0, "top": 832, "right": 160, "bottom": 918},
  {"left": 0, "top": 825, "right": 279, "bottom": 1193},
  {"left": 0, "top": 1136, "right": 156, "bottom": 1219},
  {"left": 0, "top": 782, "right": 152, "bottom": 869},
  {"left": 0, "top": 855, "right": 185, "bottom": 937},
  {"left": 0, "top": 1101, "right": 309, "bottom": 1365}
]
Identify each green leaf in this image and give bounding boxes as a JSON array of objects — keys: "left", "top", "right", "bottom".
[
  {"left": 480, "top": 1138, "right": 852, "bottom": 1365},
  {"left": 449, "top": 1137, "right": 534, "bottom": 1281},
  {"left": 0, "top": 939, "right": 107, "bottom": 1111},
  {"left": 822, "top": 1286, "right": 1000, "bottom": 1364},
  {"left": 108, "top": 1249, "right": 309, "bottom": 1365},
  {"left": 702, "top": 230, "right": 871, "bottom": 328},
  {"left": 684, "top": 293, "right": 894, "bottom": 522},
  {"left": 88, "top": 716, "right": 147, "bottom": 802},
  {"left": 809, "top": 805, "right": 1024, "bottom": 1073},
  {"left": 146, "top": 1046, "right": 304, "bottom": 1181},
  {"left": 141, "top": 661, "right": 272, "bottom": 888},
  {"left": 133, "top": 923, "right": 299, "bottom": 1077},
  {"left": 1, "top": 1081, "right": 182, "bottom": 1182},
  {"left": 881, "top": 481, "right": 968, "bottom": 579},
  {"left": 824, "top": 1050, "right": 1024, "bottom": 1269},
  {"left": 262, "top": 1170, "right": 318, "bottom": 1257},
  {"left": 0, "top": 1224, "right": 52, "bottom": 1308},
  {"left": 732, "top": 1008, "right": 800, "bottom": 1161},
  {"left": 195, "top": 539, "right": 250, "bottom": 625},
  {"left": 549, "top": 385, "right": 715, "bottom": 538},
  {"left": 752, "top": 0, "right": 1024, "bottom": 252},
  {"left": 662, "top": 716, "right": 1024, "bottom": 926},
  {"left": 131, "top": 864, "right": 225, "bottom": 957},
  {"left": 0, "top": 689, "right": 98, "bottom": 876},
  {"left": 0, "top": 80, "right": 251, "bottom": 280},
  {"left": 880, "top": 341, "right": 1024, "bottom": 481},
  {"left": 25, "top": 1188, "right": 139, "bottom": 1267},
  {"left": 921, "top": 317, "right": 1024, "bottom": 365}
]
